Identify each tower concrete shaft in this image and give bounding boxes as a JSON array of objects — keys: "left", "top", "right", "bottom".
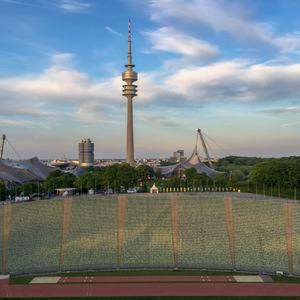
[{"left": 122, "top": 19, "right": 138, "bottom": 166}]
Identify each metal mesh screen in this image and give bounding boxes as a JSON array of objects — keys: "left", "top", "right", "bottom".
[
  {"left": 233, "top": 198, "right": 289, "bottom": 273},
  {"left": 292, "top": 204, "right": 300, "bottom": 275},
  {"left": 177, "top": 195, "right": 232, "bottom": 270},
  {"left": 1, "top": 195, "right": 299, "bottom": 275},
  {"left": 62, "top": 196, "right": 118, "bottom": 271},
  {"left": 6, "top": 199, "right": 63, "bottom": 275},
  {"left": 0, "top": 206, "right": 2, "bottom": 272},
  {"left": 121, "top": 195, "right": 173, "bottom": 268}
]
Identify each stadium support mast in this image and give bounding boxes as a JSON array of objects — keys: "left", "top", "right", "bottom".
[
  {"left": 122, "top": 19, "right": 138, "bottom": 167},
  {"left": 198, "top": 129, "right": 214, "bottom": 169},
  {"left": 0, "top": 134, "right": 5, "bottom": 160}
]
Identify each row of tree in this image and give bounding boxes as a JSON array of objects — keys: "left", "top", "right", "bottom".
[
  {"left": 1, "top": 156, "right": 299, "bottom": 200},
  {"left": 213, "top": 156, "right": 300, "bottom": 189},
  {"left": 1, "top": 164, "right": 155, "bottom": 198}
]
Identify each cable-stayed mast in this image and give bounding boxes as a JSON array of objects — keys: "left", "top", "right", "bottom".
[
  {"left": 198, "top": 129, "right": 214, "bottom": 169},
  {"left": 0, "top": 134, "right": 5, "bottom": 159},
  {"left": 122, "top": 19, "right": 138, "bottom": 166}
]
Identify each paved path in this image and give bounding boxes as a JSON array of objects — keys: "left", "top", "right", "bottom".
[{"left": 1, "top": 277, "right": 300, "bottom": 297}]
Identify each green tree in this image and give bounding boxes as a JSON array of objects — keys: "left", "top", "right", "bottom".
[
  {"left": 83, "top": 166, "right": 106, "bottom": 173},
  {"left": 45, "top": 169, "right": 63, "bottom": 180},
  {"left": 232, "top": 169, "right": 245, "bottom": 182},
  {"left": 136, "top": 165, "right": 154, "bottom": 181},
  {"left": 103, "top": 164, "right": 120, "bottom": 191},
  {"left": 74, "top": 172, "right": 96, "bottom": 193},
  {"left": 9, "top": 182, "right": 40, "bottom": 198},
  {"left": 94, "top": 172, "right": 104, "bottom": 192},
  {"left": 250, "top": 159, "right": 300, "bottom": 189},
  {"left": 155, "top": 168, "right": 162, "bottom": 179},
  {"left": 42, "top": 170, "right": 76, "bottom": 193},
  {"left": 0, "top": 183, "right": 6, "bottom": 201},
  {"left": 117, "top": 164, "right": 138, "bottom": 191},
  {"left": 214, "top": 173, "right": 228, "bottom": 186},
  {"left": 20, "top": 182, "right": 39, "bottom": 196},
  {"left": 168, "top": 176, "right": 181, "bottom": 188},
  {"left": 139, "top": 183, "right": 148, "bottom": 193},
  {"left": 184, "top": 168, "right": 197, "bottom": 181}
]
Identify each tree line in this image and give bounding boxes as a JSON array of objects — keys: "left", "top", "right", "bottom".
[{"left": 0, "top": 156, "right": 299, "bottom": 200}]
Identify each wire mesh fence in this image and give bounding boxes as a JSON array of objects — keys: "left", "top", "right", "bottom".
[{"left": 1, "top": 194, "right": 300, "bottom": 276}]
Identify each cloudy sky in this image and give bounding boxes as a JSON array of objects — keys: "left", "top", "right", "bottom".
[{"left": 0, "top": 0, "right": 300, "bottom": 160}]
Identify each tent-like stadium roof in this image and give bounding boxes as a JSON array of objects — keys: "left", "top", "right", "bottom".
[
  {"left": 0, "top": 157, "right": 57, "bottom": 184},
  {"left": 67, "top": 167, "right": 88, "bottom": 177},
  {"left": 153, "top": 147, "right": 221, "bottom": 178},
  {"left": 0, "top": 160, "right": 41, "bottom": 184}
]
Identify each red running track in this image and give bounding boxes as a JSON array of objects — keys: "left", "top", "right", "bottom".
[
  {"left": 58, "top": 275, "right": 236, "bottom": 283},
  {"left": 2, "top": 278, "right": 300, "bottom": 297}
]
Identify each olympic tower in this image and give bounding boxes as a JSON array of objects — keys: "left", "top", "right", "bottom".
[{"left": 122, "top": 20, "right": 138, "bottom": 166}]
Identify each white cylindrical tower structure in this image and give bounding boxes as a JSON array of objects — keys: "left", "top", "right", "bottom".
[
  {"left": 122, "top": 19, "right": 138, "bottom": 167},
  {"left": 78, "top": 138, "right": 94, "bottom": 167}
]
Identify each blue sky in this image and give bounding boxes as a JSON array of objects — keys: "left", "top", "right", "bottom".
[{"left": 0, "top": 0, "right": 300, "bottom": 160}]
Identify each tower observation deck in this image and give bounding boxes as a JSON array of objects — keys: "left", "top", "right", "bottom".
[{"left": 122, "top": 19, "right": 138, "bottom": 167}]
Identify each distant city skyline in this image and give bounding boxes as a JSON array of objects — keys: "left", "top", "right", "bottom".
[{"left": 0, "top": 0, "right": 300, "bottom": 160}]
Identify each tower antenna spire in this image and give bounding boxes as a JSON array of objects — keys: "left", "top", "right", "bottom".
[
  {"left": 128, "top": 19, "right": 131, "bottom": 42},
  {"left": 122, "top": 20, "right": 138, "bottom": 166}
]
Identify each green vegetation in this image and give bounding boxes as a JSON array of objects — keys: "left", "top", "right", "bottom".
[
  {"left": 0, "top": 182, "right": 6, "bottom": 201},
  {"left": 212, "top": 156, "right": 300, "bottom": 199},
  {"left": 7, "top": 182, "right": 39, "bottom": 198},
  {"left": 82, "top": 156, "right": 300, "bottom": 199},
  {"left": 74, "top": 163, "right": 138, "bottom": 193},
  {"left": 155, "top": 167, "right": 162, "bottom": 179},
  {"left": 251, "top": 158, "right": 300, "bottom": 189},
  {"left": 1, "top": 156, "right": 300, "bottom": 200},
  {"left": 42, "top": 170, "right": 76, "bottom": 196},
  {"left": 136, "top": 165, "right": 154, "bottom": 181}
]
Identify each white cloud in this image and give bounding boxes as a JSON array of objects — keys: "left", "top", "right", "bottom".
[
  {"left": 261, "top": 107, "right": 300, "bottom": 114},
  {"left": 274, "top": 33, "right": 300, "bottom": 54},
  {"left": 143, "top": 27, "right": 218, "bottom": 59},
  {"left": 105, "top": 26, "right": 124, "bottom": 38},
  {"left": 58, "top": 0, "right": 91, "bottom": 13},
  {"left": 127, "top": 59, "right": 300, "bottom": 109},
  {"left": 2, "top": 56, "right": 300, "bottom": 139},
  {"left": 148, "top": 0, "right": 272, "bottom": 41},
  {"left": 0, "top": 0, "right": 43, "bottom": 8},
  {"left": 0, "top": 65, "right": 123, "bottom": 127},
  {"left": 0, "top": 65, "right": 122, "bottom": 101},
  {"left": 161, "top": 61, "right": 300, "bottom": 103},
  {"left": 0, "top": 119, "right": 38, "bottom": 128},
  {"left": 136, "top": 111, "right": 177, "bottom": 127},
  {"left": 281, "top": 121, "right": 300, "bottom": 127},
  {"left": 51, "top": 53, "right": 76, "bottom": 66},
  {"left": 147, "top": 0, "right": 300, "bottom": 55}
]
